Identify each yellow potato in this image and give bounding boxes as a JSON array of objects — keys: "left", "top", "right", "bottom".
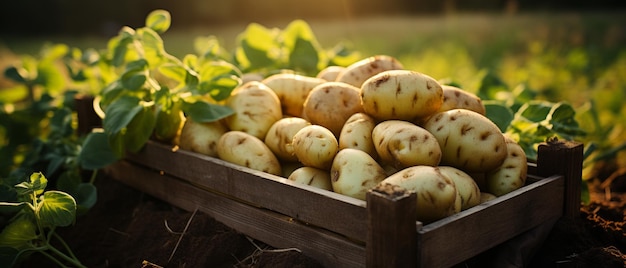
[
  {"left": 423, "top": 109, "right": 508, "bottom": 173},
  {"left": 291, "top": 125, "right": 339, "bottom": 170},
  {"left": 335, "top": 55, "right": 404, "bottom": 87},
  {"left": 372, "top": 120, "right": 441, "bottom": 168},
  {"left": 264, "top": 117, "right": 311, "bottom": 162},
  {"left": 438, "top": 85, "right": 486, "bottom": 115},
  {"left": 216, "top": 131, "right": 282, "bottom": 176},
  {"left": 178, "top": 119, "right": 227, "bottom": 157},
  {"left": 380, "top": 166, "right": 458, "bottom": 223},
  {"left": 302, "top": 82, "right": 364, "bottom": 136},
  {"left": 486, "top": 136, "right": 528, "bottom": 196},
  {"left": 331, "top": 148, "right": 387, "bottom": 200},
  {"left": 224, "top": 81, "right": 282, "bottom": 140},
  {"left": 288, "top": 166, "right": 333, "bottom": 191},
  {"left": 338, "top": 112, "right": 378, "bottom": 160},
  {"left": 438, "top": 166, "right": 481, "bottom": 210},
  {"left": 262, "top": 73, "right": 326, "bottom": 117},
  {"left": 316, "top": 66, "right": 345, "bottom": 82},
  {"left": 361, "top": 70, "right": 443, "bottom": 121}
]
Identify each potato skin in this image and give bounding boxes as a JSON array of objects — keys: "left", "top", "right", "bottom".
[
  {"left": 217, "top": 131, "right": 282, "bottom": 176},
  {"left": 331, "top": 148, "right": 387, "bottom": 200},
  {"left": 485, "top": 136, "right": 528, "bottom": 196},
  {"left": 316, "top": 66, "right": 345, "bottom": 82},
  {"left": 423, "top": 109, "right": 508, "bottom": 173},
  {"left": 438, "top": 166, "right": 481, "bottom": 210},
  {"left": 262, "top": 73, "right": 326, "bottom": 117},
  {"left": 224, "top": 81, "right": 282, "bottom": 140},
  {"left": 292, "top": 125, "right": 339, "bottom": 170},
  {"left": 338, "top": 112, "right": 378, "bottom": 160},
  {"left": 335, "top": 55, "right": 404, "bottom": 87},
  {"left": 361, "top": 70, "right": 443, "bottom": 121},
  {"left": 438, "top": 85, "right": 486, "bottom": 115},
  {"left": 288, "top": 166, "right": 333, "bottom": 191},
  {"left": 264, "top": 117, "right": 311, "bottom": 162},
  {"left": 178, "top": 119, "right": 227, "bottom": 157},
  {"left": 302, "top": 82, "right": 364, "bottom": 136},
  {"left": 380, "top": 166, "right": 458, "bottom": 223},
  {"left": 372, "top": 120, "right": 442, "bottom": 168}
]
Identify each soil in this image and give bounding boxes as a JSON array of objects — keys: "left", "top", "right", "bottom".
[{"left": 21, "top": 173, "right": 626, "bottom": 268}]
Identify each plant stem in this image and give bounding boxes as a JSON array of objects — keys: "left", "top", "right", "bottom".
[
  {"left": 52, "top": 232, "right": 79, "bottom": 261},
  {"left": 46, "top": 242, "right": 87, "bottom": 268},
  {"left": 89, "top": 169, "right": 98, "bottom": 184}
]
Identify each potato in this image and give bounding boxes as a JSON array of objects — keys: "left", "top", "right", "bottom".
[
  {"left": 423, "top": 109, "right": 508, "bottom": 173},
  {"left": 281, "top": 161, "right": 304, "bottom": 178},
  {"left": 178, "top": 119, "right": 227, "bottom": 157},
  {"left": 361, "top": 70, "right": 443, "bottom": 121},
  {"left": 485, "top": 136, "right": 528, "bottom": 196},
  {"left": 316, "top": 66, "right": 345, "bottom": 81},
  {"left": 331, "top": 148, "right": 387, "bottom": 200},
  {"left": 438, "top": 85, "right": 486, "bottom": 115},
  {"left": 224, "top": 81, "right": 282, "bottom": 140},
  {"left": 292, "top": 125, "right": 339, "bottom": 170},
  {"left": 262, "top": 73, "right": 326, "bottom": 117},
  {"left": 438, "top": 166, "right": 481, "bottom": 210},
  {"left": 372, "top": 120, "right": 441, "bottom": 168},
  {"left": 264, "top": 117, "right": 311, "bottom": 162},
  {"left": 216, "top": 131, "right": 282, "bottom": 176},
  {"left": 338, "top": 112, "right": 378, "bottom": 159},
  {"left": 480, "top": 192, "right": 497, "bottom": 203},
  {"left": 302, "top": 82, "right": 364, "bottom": 136},
  {"left": 336, "top": 55, "right": 404, "bottom": 87},
  {"left": 288, "top": 166, "right": 333, "bottom": 191},
  {"left": 241, "top": 72, "right": 264, "bottom": 84},
  {"left": 379, "top": 166, "right": 458, "bottom": 223}
]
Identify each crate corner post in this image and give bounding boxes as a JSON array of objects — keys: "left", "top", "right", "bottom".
[{"left": 366, "top": 183, "right": 418, "bottom": 268}]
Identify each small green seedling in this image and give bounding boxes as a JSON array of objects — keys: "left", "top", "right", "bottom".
[{"left": 0, "top": 172, "right": 85, "bottom": 268}]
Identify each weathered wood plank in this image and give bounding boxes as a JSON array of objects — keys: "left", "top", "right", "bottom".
[
  {"left": 537, "top": 140, "right": 584, "bottom": 219},
  {"left": 415, "top": 174, "right": 564, "bottom": 268},
  {"left": 126, "top": 141, "right": 368, "bottom": 241},
  {"left": 366, "top": 183, "right": 417, "bottom": 268},
  {"left": 105, "top": 161, "right": 367, "bottom": 268}
]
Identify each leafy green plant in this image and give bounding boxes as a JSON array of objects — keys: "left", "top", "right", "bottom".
[{"left": 0, "top": 172, "right": 84, "bottom": 268}]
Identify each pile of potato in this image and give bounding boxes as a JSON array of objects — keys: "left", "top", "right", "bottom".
[{"left": 175, "top": 55, "right": 527, "bottom": 223}]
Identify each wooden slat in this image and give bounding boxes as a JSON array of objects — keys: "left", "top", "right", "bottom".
[
  {"left": 537, "top": 140, "right": 584, "bottom": 219},
  {"left": 366, "top": 183, "right": 417, "bottom": 267},
  {"left": 415, "top": 174, "right": 564, "bottom": 268},
  {"left": 105, "top": 161, "right": 366, "bottom": 268},
  {"left": 126, "top": 141, "right": 368, "bottom": 241}
]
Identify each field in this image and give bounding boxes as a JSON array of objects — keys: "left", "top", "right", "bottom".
[{"left": 1, "top": 10, "right": 626, "bottom": 267}]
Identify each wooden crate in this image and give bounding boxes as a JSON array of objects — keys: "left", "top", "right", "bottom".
[{"left": 103, "top": 139, "right": 582, "bottom": 267}]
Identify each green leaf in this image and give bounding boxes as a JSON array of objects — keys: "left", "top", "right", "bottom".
[
  {"left": 548, "top": 102, "right": 586, "bottom": 138},
  {"left": 145, "top": 9, "right": 171, "bottom": 34},
  {"left": 484, "top": 101, "right": 514, "bottom": 132},
  {"left": 29, "top": 172, "right": 47, "bottom": 196},
  {"left": 103, "top": 96, "right": 144, "bottom": 157},
  {"left": 518, "top": 101, "right": 553, "bottom": 123},
  {"left": 282, "top": 20, "right": 323, "bottom": 73},
  {"left": 78, "top": 131, "right": 120, "bottom": 170},
  {"left": 38, "top": 190, "right": 76, "bottom": 228},
  {"left": 0, "top": 85, "right": 29, "bottom": 103},
  {"left": 74, "top": 183, "right": 97, "bottom": 214},
  {"left": 235, "top": 23, "right": 278, "bottom": 71},
  {"left": 0, "top": 217, "right": 37, "bottom": 250},
  {"left": 3, "top": 66, "right": 26, "bottom": 83},
  {"left": 182, "top": 100, "right": 233, "bottom": 123},
  {"left": 137, "top": 28, "right": 167, "bottom": 67},
  {"left": 0, "top": 246, "right": 20, "bottom": 268},
  {"left": 123, "top": 104, "right": 157, "bottom": 153}
]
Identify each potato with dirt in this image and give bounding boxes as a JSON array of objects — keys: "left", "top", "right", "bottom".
[
  {"left": 438, "top": 85, "right": 486, "bottom": 115},
  {"left": 438, "top": 166, "right": 482, "bottom": 210},
  {"left": 302, "top": 82, "right": 364, "bottom": 136},
  {"left": 178, "top": 119, "right": 227, "bottom": 157},
  {"left": 224, "top": 81, "right": 282, "bottom": 140},
  {"left": 338, "top": 112, "right": 378, "bottom": 159},
  {"left": 216, "top": 131, "right": 282, "bottom": 176},
  {"left": 331, "top": 148, "right": 387, "bottom": 200},
  {"left": 262, "top": 73, "right": 326, "bottom": 117},
  {"left": 372, "top": 120, "right": 442, "bottom": 168},
  {"left": 264, "top": 117, "right": 311, "bottom": 162},
  {"left": 485, "top": 136, "right": 528, "bottom": 196},
  {"left": 423, "top": 109, "right": 508, "bottom": 173},
  {"left": 291, "top": 125, "right": 339, "bottom": 170},
  {"left": 379, "top": 165, "right": 458, "bottom": 223},
  {"left": 361, "top": 70, "right": 443, "bottom": 121},
  {"left": 287, "top": 166, "right": 333, "bottom": 191},
  {"left": 335, "top": 55, "right": 404, "bottom": 87}
]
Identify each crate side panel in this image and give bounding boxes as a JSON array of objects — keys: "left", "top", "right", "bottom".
[
  {"left": 126, "top": 141, "right": 368, "bottom": 241},
  {"left": 416, "top": 175, "right": 564, "bottom": 268},
  {"left": 105, "top": 161, "right": 366, "bottom": 268}
]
